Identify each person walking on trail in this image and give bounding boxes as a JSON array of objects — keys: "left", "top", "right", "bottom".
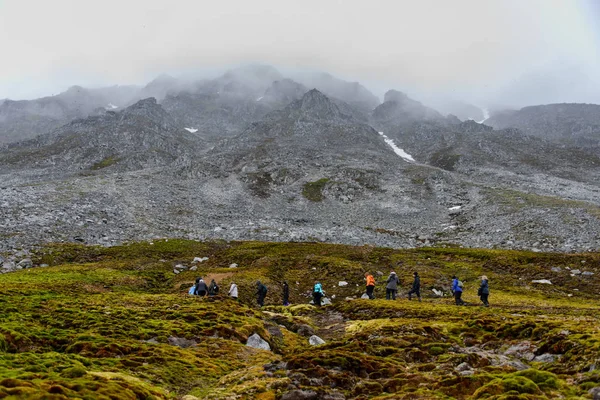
[
  {"left": 408, "top": 271, "right": 421, "bottom": 302},
  {"left": 385, "top": 271, "right": 400, "bottom": 300},
  {"left": 312, "top": 281, "right": 324, "bottom": 307},
  {"left": 365, "top": 272, "right": 376, "bottom": 299},
  {"left": 256, "top": 281, "right": 268, "bottom": 307},
  {"left": 452, "top": 275, "right": 465, "bottom": 305},
  {"left": 228, "top": 282, "right": 238, "bottom": 301},
  {"left": 283, "top": 281, "right": 290, "bottom": 306},
  {"left": 478, "top": 275, "right": 490, "bottom": 307},
  {"left": 194, "top": 277, "right": 208, "bottom": 297},
  {"left": 208, "top": 279, "right": 219, "bottom": 296}
]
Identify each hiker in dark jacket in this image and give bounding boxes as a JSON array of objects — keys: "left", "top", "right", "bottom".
[
  {"left": 194, "top": 277, "right": 208, "bottom": 297},
  {"left": 408, "top": 271, "right": 421, "bottom": 301},
  {"left": 282, "top": 281, "right": 290, "bottom": 306},
  {"left": 478, "top": 275, "right": 490, "bottom": 307},
  {"left": 256, "top": 281, "right": 267, "bottom": 307},
  {"left": 208, "top": 279, "right": 219, "bottom": 296},
  {"left": 385, "top": 271, "right": 400, "bottom": 300},
  {"left": 452, "top": 275, "right": 465, "bottom": 305}
]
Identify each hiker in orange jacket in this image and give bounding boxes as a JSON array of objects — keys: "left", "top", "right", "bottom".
[{"left": 365, "top": 272, "right": 376, "bottom": 299}]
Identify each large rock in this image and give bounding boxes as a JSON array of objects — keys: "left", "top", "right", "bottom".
[
  {"left": 1, "top": 261, "right": 17, "bottom": 272},
  {"left": 246, "top": 333, "right": 271, "bottom": 351},
  {"left": 531, "top": 279, "right": 552, "bottom": 285},
  {"left": 589, "top": 387, "right": 600, "bottom": 400},
  {"left": 338, "top": 281, "right": 348, "bottom": 287},
  {"left": 309, "top": 335, "right": 326, "bottom": 346},
  {"left": 168, "top": 336, "right": 197, "bottom": 348},
  {"left": 321, "top": 297, "right": 332, "bottom": 306},
  {"left": 17, "top": 258, "right": 33, "bottom": 269}
]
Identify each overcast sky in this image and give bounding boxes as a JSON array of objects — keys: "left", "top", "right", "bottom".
[{"left": 1, "top": 0, "right": 599, "bottom": 108}]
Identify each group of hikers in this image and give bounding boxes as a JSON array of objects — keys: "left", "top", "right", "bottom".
[{"left": 189, "top": 272, "right": 490, "bottom": 307}]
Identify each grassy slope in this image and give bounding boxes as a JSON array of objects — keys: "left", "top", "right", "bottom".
[{"left": 1, "top": 239, "right": 599, "bottom": 399}]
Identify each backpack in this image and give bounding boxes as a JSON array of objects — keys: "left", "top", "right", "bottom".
[
  {"left": 458, "top": 280, "right": 464, "bottom": 289},
  {"left": 260, "top": 284, "right": 268, "bottom": 295},
  {"left": 188, "top": 286, "right": 195, "bottom": 295}
]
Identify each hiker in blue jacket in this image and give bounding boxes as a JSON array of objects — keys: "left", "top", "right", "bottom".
[
  {"left": 452, "top": 275, "right": 465, "bottom": 305},
  {"left": 478, "top": 275, "right": 490, "bottom": 307},
  {"left": 312, "top": 281, "right": 324, "bottom": 307}
]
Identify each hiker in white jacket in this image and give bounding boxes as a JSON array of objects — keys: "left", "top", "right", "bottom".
[{"left": 229, "top": 282, "right": 238, "bottom": 300}]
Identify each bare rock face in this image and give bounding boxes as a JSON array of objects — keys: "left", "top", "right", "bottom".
[{"left": 2, "top": 67, "right": 600, "bottom": 255}]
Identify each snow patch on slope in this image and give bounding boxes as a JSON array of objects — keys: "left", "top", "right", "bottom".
[
  {"left": 184, "top": 128, "right": 198, "bottom": 133},
  {"left": 106, "top": 103, "right": 118, "bottom": 110},
  {"left": 378, "top": 132, "right": 415, "bottom": 162}
]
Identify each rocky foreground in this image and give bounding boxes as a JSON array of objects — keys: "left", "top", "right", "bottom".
[{"left": 1, "top": 239, "right": 599, "bottom": 399}]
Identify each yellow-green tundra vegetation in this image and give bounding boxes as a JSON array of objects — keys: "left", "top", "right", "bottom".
[{"left": 1, "top": 240, "right": 600, "bottom": 399}]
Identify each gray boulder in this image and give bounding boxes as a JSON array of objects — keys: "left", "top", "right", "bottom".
[
  {"left": 321, "top": 297, "right": 332, "bottom": 306},
  {"left": 589, "top": 387, "right": 600, "bottom": 400},
  {"left": 455, "top": 362, "right": 471, "bottom": 372},
  {"left": 309, "top": 335, "right": 326, "bottom": 346},
  {"left": 1, "top": 261, "right": 17, "bottom": 272},
  {"left": 168, "top": 336, "right": 197, "bottom": 348},
  {"left": 17, "top": 258, "right": 33, "bottom": 269},
  {"left": 246, "top": 333, "right": 271, "bottom": 351},
  {"left": 532, "top": 353, "right": 557, "bottom": 363}
]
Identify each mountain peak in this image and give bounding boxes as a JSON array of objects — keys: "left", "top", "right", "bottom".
[
  {"left": 384, "top": 90, "right": 409, "bottom": 103},
  {"left": 292, "top": 89, "right": 346, "bottom": 120}
]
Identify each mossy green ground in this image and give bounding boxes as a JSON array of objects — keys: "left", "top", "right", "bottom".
[{"left": 1, "top": 240, "right": 599, "bottom": 399}]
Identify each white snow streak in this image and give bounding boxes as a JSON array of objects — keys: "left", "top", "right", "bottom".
[
  {"left": 448, "top": 206, "right": 461, "bottom": 211},
  {"left": 106, "top": 103, "right": 118, "bottom": 109},
  {"left": 184, "top": 128, "right": 198, "bottom": 133},
  {"left": 256, "top": 96, "right": 263, "bottom": 101},
  {"left": 378, "top": 132, "right": 415, "bottom": 162}
]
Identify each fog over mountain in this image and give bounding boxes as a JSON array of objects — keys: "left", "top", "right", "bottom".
[{"left": 1, "top": 0, "right": 599, "bottom": 111}]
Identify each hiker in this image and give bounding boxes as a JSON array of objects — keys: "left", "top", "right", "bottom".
[
  {"left": 256, "top": 281, "right": 267, "bottom": 307},
  {"left": 365, "top": 272, "right": 376, "bottom": 299},
  {"left": 282, "top": 281, "right": 290, "bottom": 306},
  {"left": 228, "top": 281, "right": 238, "bottom": 301},
  {"left": 194, "top": 277, "right": 208, "bottom": 297},
  {"left": 385, "top": 271, "right": 400, "bottom": 300},
  {"left": 452, "top": 275, "right": 465, "bottom": 305},
  {"left": 408, "top": 271, "right": 421, "bottom": 301},
  {"left": 208, "top": 279, "right": 219, "bottom": 296},
  {"left": 312, "top": 281, "right": 324, "bottom": 307},
  {"left": 478, "top": 275, "right": 490, "bottom": 307}
]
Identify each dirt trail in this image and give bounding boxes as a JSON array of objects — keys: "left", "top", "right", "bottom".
[{"left": 311, "top": 310, "right": 347, "bottom": 340}]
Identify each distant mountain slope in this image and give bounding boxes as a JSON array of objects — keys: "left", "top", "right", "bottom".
[
  {"left": 370, "top": 90, "right": 445, "bottom": 132},
  {"left": 0, "top": 98, "right": 200, "bottom": 177},
  {"left": 207, "top": 89, "right": 400, "bottom": 199},
  {"left": 296, "top": 72, "right": 381, "bottom": 114},
  {"left": 485, "top": 103, "right": 600, "bottom": 148},
  {"left": 0, "top": 85, "right": 140, "bottom": 144}
]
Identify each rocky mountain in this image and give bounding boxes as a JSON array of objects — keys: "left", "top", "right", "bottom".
[
  {"left": 296, "top": 72, "right": 380, "bottom": 114},
  {"left": 371, "top": 90, "right": 445, "bottom": 132},
  {"left": 485, "top": 103, "right": 600, "bottom": 149},
  {"left": 0, "top": 98, "right": 200, "bottom": 179},
  {"left": 2, "top": 66, "right": 600, "bottom": 255},
  {"left": 0, "top": 85, "right": 140, "bottom": 145}
]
